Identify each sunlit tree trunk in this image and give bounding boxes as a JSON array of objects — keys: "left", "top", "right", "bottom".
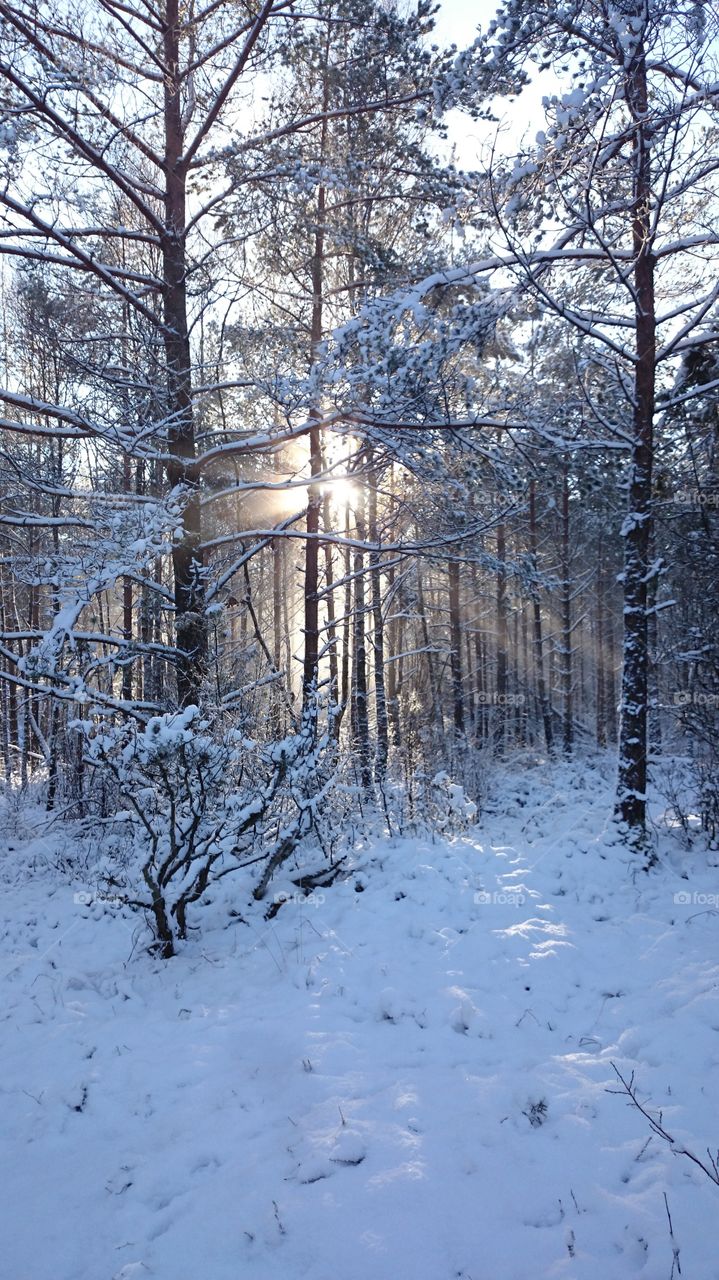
[{"left": 368, "top": 454, "right": 389, "bottom": 777}]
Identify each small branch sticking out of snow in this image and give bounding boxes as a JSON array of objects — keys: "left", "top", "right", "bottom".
[{"left": 607, "top": 1063, "right": 719, "bottom": 1188}]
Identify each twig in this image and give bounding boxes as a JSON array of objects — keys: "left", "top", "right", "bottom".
[
  {"left": 608, "top": 1063, "right": 719, "bottom": 1187},
  {"left": 664, "top": 1192, "right": 681, "bottom": 1278}
]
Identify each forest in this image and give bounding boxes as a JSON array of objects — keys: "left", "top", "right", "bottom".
[{"left": 0, "top": 1, "right": 718, "bottom": 1276}]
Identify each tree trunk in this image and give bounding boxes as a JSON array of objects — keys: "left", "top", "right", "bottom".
[
  {"left": 352, "top": 489, "right": 372, "bottom": 790},
  {"left": 417, "top": 564, "right": 443, "bottom": 731},
  {"left": 495, "top": 519, "right": 508, "bottom": 754},
  {"left": 302, "top": 419, "right": 322, "bottom": 702},
  {"left": 322, "top": 489, "right": 340, "bottom": 717},
  {"left": 616, "top": 32, "right": 656, "bottom": 836},
  {"left": 163, "top": 0, "right": 205, "bottom": 707},
  {"left": 596, "top": 540, "right": 607, "bottom": 748},
  {"left": 302, "top": 36, "right": 330, "bottom": 706},
  {"left": 368, "top": 454, "right": 389, "bottom": 778},
  {"left": 337, "top": 505, "right": 352, "bottom": 740},
  {"left": 385, "top": 561, "right": 401, "bottom": 747},
  {"left": 560, "top": 464, "right": 573, "bottom": 756},
  {"left": 122, "top": 451, "right": 134, "bottom": 704},
  {"left": 448, "top": 556, "right": 464, "bottom": 736},
  {"left": 647, "top": 525, "right": 662, "bottom": 755}
]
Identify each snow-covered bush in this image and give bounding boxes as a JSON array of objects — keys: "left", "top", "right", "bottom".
[
  {"left": 77, "top": 705, "right": 335, "bottom": 956},
  {"left": 429, "top": 772, "right": 478, "bottom": 831},
  {"left": 405, "top": 769, "right": 479, "bottom": 836}
]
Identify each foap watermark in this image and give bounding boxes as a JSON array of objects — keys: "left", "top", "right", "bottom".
[
  {"left": 672, "top": 490, "right": 719, "bottom": 508},
  {"left": 673, "top": 890, "right": 719, "bottom": 907},
  {"left": 74, "top": 890, "right": 127, "bottom": 908},
  {"left": 474, "top": 889, "right": 526, "bottom": 907},
  {"left": 272, "top": 890, "right": 325, "bottom": 908},
  {"left": 476, "top": 692, "right": 526, "bottom": 707},
  {"left": 673, "top": 691, "right": 719, "bottom": 708}
]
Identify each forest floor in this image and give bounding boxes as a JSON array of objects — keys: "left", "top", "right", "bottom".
[{"left": 1, "top": 755, "right": 718, "bottom": 1280}]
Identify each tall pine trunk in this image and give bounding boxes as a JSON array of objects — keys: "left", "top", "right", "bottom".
[
  {"left": 163, "top": 0, "right": 205, "bottom": 707},
  {"left": 448, "top": 556, "right": 464, "bottom": 736},
  {"left": 616, "top": 32, "right": 656, "bottom": 836},
  {"left": 529, "top": 479, "right": 553, "bottom": 754},
  {"left": 302, "top": 34, "right": 331, "bottom": 706},
  {"left": 495, "top": 519, "right": 508, "bottom": 754},
  {"left": 560, "top": 464, "right": 573, "bottom": 756},
  {"left": 368, "top": 454, "right": 389, "bottom": 777},
  {"left": 352, "top": 490, "right": 372, "bottom": 790}
]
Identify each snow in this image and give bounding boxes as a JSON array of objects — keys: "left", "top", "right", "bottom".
[{"left": 1, "top": 756, "right": 718, "bottom": 1279}]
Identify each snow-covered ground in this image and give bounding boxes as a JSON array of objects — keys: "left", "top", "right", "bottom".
[{"left": 2, "top": 756, "right": 718, "bottom": 1280}]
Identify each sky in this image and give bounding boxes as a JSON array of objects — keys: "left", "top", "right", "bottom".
[
  {"left": 432, "top": 0, "right": 555, "bottom": 166},
  {"left": 434, "top": 0, "right": 501, "bottom": 45}
]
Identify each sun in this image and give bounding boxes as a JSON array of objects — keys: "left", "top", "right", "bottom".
[{"left": 322, "top": 475, "right": 355, "bottom": 512}]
